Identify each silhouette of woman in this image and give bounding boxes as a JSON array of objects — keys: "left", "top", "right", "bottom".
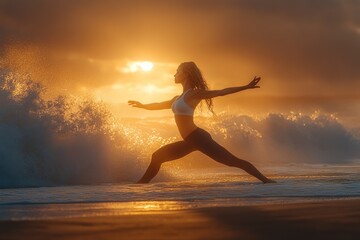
[{"left": 128, "top": 62, "right": 275, "bottom": 183}]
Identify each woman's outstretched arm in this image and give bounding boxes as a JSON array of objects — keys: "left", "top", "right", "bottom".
[
  {"left": 128, "top": 96, "right": 177, "bottom": 110},
  {"left": 193, "top": 76, "right": 261, "bottom": 99}
]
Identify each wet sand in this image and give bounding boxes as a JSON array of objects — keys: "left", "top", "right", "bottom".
[{"left": 0, "top": 199, "right": 359, "bottom": 240}]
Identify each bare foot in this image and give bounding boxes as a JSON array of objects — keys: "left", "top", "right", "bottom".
[
  {"left": 264, "top": 178, "right": 276, "bottom": 183},
  {"left": 135, "top": 179, "right": 149, "bottom": 184}
]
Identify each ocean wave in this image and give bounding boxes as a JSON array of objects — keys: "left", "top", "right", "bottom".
[
  {"left": 204, "top": 112, "right": 360, "bottom": 164},
  {"left": 0, "top": 70, "right": 171, "bottom": 188},
  {"left": 0, "top": 70, "right": 359, "bottom": 188}
]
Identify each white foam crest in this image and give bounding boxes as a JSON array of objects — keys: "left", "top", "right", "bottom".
[
  {"left": 202, "top": 112, "right": 360, "bottom": 164},
  {"left": 0, "top": 70, "right": 174, "bottom": 188}
]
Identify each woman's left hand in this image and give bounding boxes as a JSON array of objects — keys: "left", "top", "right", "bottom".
[{"left": 247, "top": 76, "right": 261, "bottom": 89}]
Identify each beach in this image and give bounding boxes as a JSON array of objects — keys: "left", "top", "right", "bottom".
[
  {"left": 1, "top": 199, "right": 359, "bottom": 240},
  {"left": 1, "top": 1, "right": 360, "bottom": 240}
]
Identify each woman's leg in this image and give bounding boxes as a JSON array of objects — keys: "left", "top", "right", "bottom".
[
  {"left": 187, "top": 129, "right": 275, "bottom": 183},
  {"left": 137, "top": 141, "right": 195, "bottom": 183}
]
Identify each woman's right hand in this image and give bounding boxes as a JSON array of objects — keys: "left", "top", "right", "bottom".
[
  {"left": 246, "top": 76, "right": 261, "bottom": 89},
  {"left": 128, "top": 100, "right": 144, "bottom": 108}
]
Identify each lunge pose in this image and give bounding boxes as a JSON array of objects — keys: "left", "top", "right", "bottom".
[{"left": 128, "top": 62, "right": 275, "bottom": 183}]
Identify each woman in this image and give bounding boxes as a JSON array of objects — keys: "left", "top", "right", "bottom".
[{"left": 128, "top": 62, "right": 275, "bottom": 183}]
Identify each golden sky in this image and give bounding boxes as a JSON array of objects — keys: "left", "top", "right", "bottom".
[{"left": 1, "top": 0, "right": 359, "bottom": 120}]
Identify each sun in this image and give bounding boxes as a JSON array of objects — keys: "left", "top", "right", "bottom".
[
  {"left": 137, "top": 61, "right": 153, "bottom": 71},
  {"left": 121, "top": 61, "right": 154, "bottom": 73}
]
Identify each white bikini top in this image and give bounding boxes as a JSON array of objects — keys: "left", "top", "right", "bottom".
[{"left": 171, "top": 89, "right": 194, "bottom": 116}]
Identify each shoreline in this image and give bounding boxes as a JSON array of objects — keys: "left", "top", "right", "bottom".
[{"left": 0, "top": 199, "right": 359, "bottom": 240}]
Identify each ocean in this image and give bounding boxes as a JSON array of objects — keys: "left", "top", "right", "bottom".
[
  {"left": 0, "top": 73, "right": 359, "bottom": 221},
  {"left": 1, "top": 164, "right": 359, "bottom": 220}
]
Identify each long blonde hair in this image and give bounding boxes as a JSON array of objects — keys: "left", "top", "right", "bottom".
[{"left": 179, "top": 62, "right": 214, "bottom": 114}]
